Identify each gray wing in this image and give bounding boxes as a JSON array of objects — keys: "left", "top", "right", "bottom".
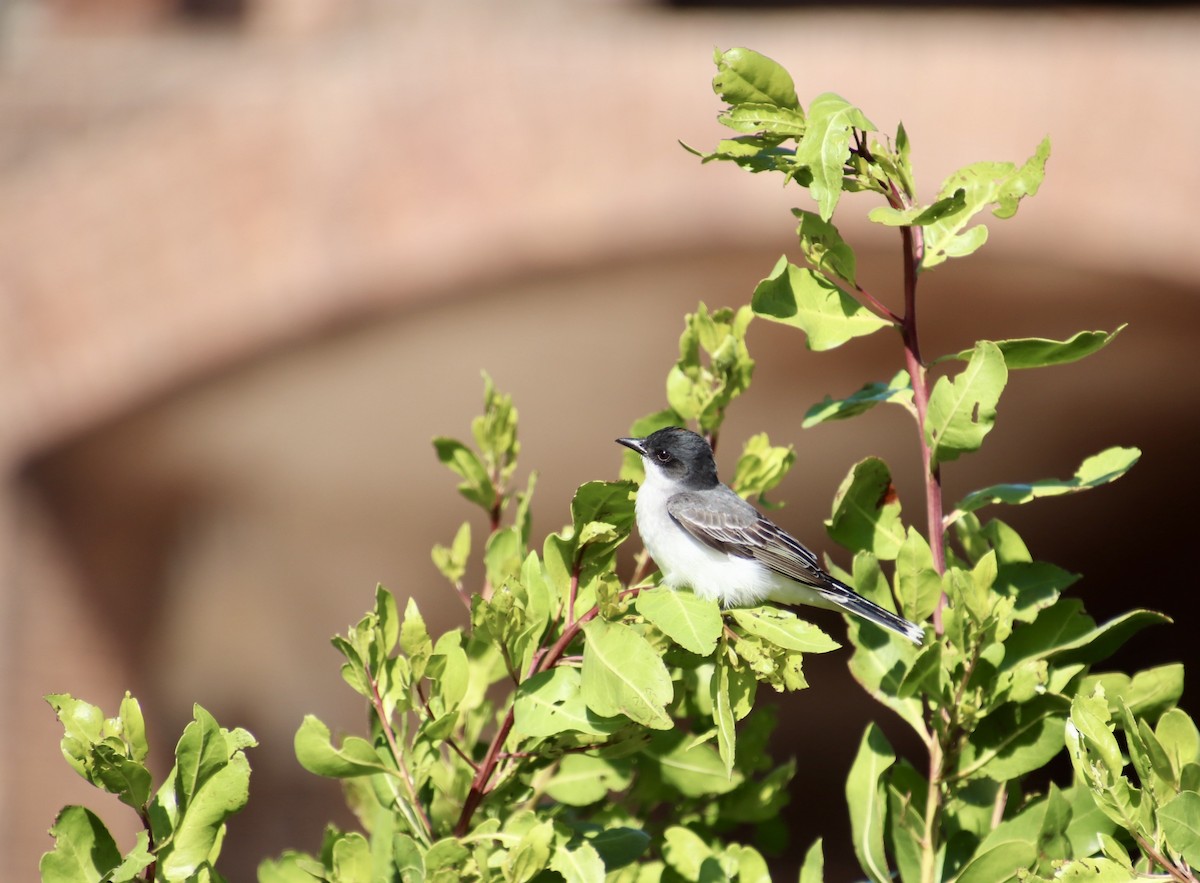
[
  {"left": 666, "top": 485, "right": 926, "bottom": 645},
  {"left": 665, "top": 486, "right": 827, "bottom": 589}
]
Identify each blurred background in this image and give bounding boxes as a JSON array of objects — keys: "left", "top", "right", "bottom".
[{"left": 2, "top": 0, "right": 1198, "bottom": 878}]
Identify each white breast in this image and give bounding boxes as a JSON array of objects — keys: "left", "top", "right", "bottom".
[{"left": 634, "top": 467, "right": 789, "bottom": 608}]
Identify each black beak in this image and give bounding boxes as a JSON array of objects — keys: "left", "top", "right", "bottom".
[{"left": 615, "top": 437, "right": 647, "bottom": 456}]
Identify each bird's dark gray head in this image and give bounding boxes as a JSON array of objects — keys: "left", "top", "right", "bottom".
[{"left": 616, "top": 426, "right": 719, "bottom": 489}]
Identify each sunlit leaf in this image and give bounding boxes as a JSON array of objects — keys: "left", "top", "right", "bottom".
[
  {"left": 925, "top": 341, "right": 1007, "bottom": 467},
  {"left": 581, "top": 620, "right": 673, "bottom": 729},
  {"left": 803, "top": 371, "right": 914, "bottom": 427},
  {"left": 846, "top": 724, "right": 894, "bottom": 883},
  {"left": 826, "top": 457, "right": 905, "bottom": 560},
  {"left": 952, "top": 447, "right": 1140, "bottom": 521}
]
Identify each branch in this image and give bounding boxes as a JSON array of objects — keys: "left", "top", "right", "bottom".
[
  {"left": 367, "top": 669, "right": 434, "bottom": 843},
  {"left": 853, "top": 281, "right": 902, "bottom": 326},
  {"left": 416, "top": 682, "right": 479, "bottom": 773},
  {"left": 1136, "top": 834, "right": 1199, "bottom": 883},
  {"left": 888, "top": 181, "right": 947, "bottom": 633},
  {"left": 137, "top": 807, "right": 156, "bottom": 883},
  {"left": 453, "top": 587, "right": 643, "bottom": 837}
]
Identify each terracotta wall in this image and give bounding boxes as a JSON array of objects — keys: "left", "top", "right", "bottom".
[{"left": 3, "top": 1, "right": 1198, "bottom": 878}]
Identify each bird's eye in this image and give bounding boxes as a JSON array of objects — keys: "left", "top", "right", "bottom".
[{"left": 655, "top": 450, "right": 671, "bottom": 462}]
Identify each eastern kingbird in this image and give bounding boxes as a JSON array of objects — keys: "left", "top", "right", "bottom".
[{"left": 617, "top": 427, "right": 924, "bottom": 645}]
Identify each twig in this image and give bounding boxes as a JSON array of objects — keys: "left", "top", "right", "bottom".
[
  {"left": 453, "top": 587, "right": 643, "bottom": 836},
  {"left": 1136, "top": 833, "right": 1199, "bottom": 883},
  {"left": 416, "top": 682, "right": 479, "bottom": 773},
  {"left": 367, "top": 669, "right": 434, "bottom": 843},
  {"left": 628, "top": 549, "right": 653, "bottom": 588}
]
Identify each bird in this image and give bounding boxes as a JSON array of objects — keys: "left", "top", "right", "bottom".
[{"left": 616, "top": 426, "right": 924, "bottom": 644}]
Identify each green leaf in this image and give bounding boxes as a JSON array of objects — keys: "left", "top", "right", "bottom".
[
  {"left": 896, "top": 640, "right": 943, "bottom": 700},
  {"left": 663, "top": 826, "right": 718, "bottom": 880},
  {"left": 118, "top": 692, "right": 149, "bottom": 763},
  {"left": 886, "top": 765, "right": 925, "bottom": 883},
  {"left": 432, "top": 438, "right": 496, "bottom": 510},
  {"left": 512, "top": 667, "right": 621, "bottom": 738},
  {"left": 572, "top": 481, "right": 637, "bottom": 544},
  {"left": 1159, "top": 791, "right": 1200, "bottom": 868},
  {"left": 691, "top": 135, "right": 806, "bottom": 179},
  {"left": 946, "top": 326, "right": 1125, "bottom": 369},
  {"left": 846, "top": 723, "right": 894, "bottom": 883},
  {"left": 953, "top": 447, "right": 1140, "bottom": 519},
  {"left": 294, "top": 715, "right": 388, "bottom": 778},
  {"left": 727, "top": 844, "right": 770, "bottom": 883},
  {"left": 544, "top": 755, "right": 631, "bottom": 806},
  {"left": 1062, "top": 782, "right": 1119, "bottom": 858},
  {"left": 954, "top": 841, "right": 1038, "bottom": 883},
  {"left": 1051, "top": 609, "right": 1171, "bottom": 668},
  {"left": 727, "top": 607, "right": 839, "bottom": 653},
  {"left": 802, "top": 370, "right": 914, "bottom": 427},
  {"left": 711, "top": 652, "right": 739, "bottom": 777},
  {"left": 514, "top": 470, "right": 537, "bottom": 546},
  {"left": 161, "top": 750, "right": 252, "bottom": 878},
  {"left": 925, "top": 340, "right": 1007, "bottom": 468},
  {"left": 39, "top": 806, "right": 122, "bottom": 883},
  {"left": 550, "top": 841, "right": 606, "bottom": 883},
  {"left": 1067, "top": 691, "right": 1127, "bottom": 791},
  {"left": 45, "top": 694, "right": 104, "bottom": 781},
  {"left": 581, "top": 619, "right": 673, "bottom": 729},
  {"left": 1157, "top": 709, "right": 1200, "bottom": 774},
  {"left": 718, "top": 103, "right": 805, "bottom": 137},
  {"left": 91, "top": 743, "right": 152, "bottom": 810},
  {"left": 751, "top": 256, "right": 889, "bottom": 351},
  {"left": 995, "top": 560, "right": 1078, "bottom": 623},
  {"left": 798, "top": 838, "right": 825, "bottom": 883},
  {"left": 894, "top": 527, "right": 941, "bottom": 623},
  {"left": 1098, "top": 834, "right": 1134, "bottom": 873},
  {"left": 826, "top": 457, "right": 905, "bottom": 560},
  {"left": 867, "top": 189, "right": 967, "bottom": 228},
  {"left": 509, "top": 819, "right": 555, "bottom": 883},
  {"left": 1004, "top": 601, "right": 1169, "bottom": 673},
  {"left": 431, "top": 521, "right": 472, "bottom": 585},
  {"left": 918, "top": 137, "right": 1051, "bottom": 268},
  {"left": 1080, "top": 664, "right": 1184, "bottom": 724},
  {"left": 400, "top": 596, "right": 433, "bottom": 681},
  {"left": 794, "top": 209, "right": 858, "bottom": 285},
  {"left": 425, "top": 838, "right": 471, "bottom": 874},
  {"left": 393, "top": 834, "right": 425, "bottom": 883},
  {"left": 980, "top": 784, "right": 1072, "bottom": 868},
  {"left": 1052, "top": 858, "right": 1139, "bottom": 881},
  {"left": 173, "top": 704, "right": 233, "bottom": 809},
  {"left": 637, "top": 587, "right": 723, "bottom": 656},
  {"left": 472, "top": 371, "right": 520, "bottom": 484},
  {"left": 846, "top": 553, "right": 924, "bottom": 732},
  {"left": 651, "top": 731, "right": 742, "bottom": 797},
  {"left": 258, "top": 852, "right": 326, "bottom": 883},
  {"left": 430, "top": 632, "right": 470, "bottom": 712},
  {"left": 329, "top": 832, "right": 371, "bottom": 883},
  {"left": 957, "top": 696, "right": 1069, "bottom": 781},
  {"left": 484, "top": 525, "right": 523, "bottom": 591},
  {"left": 587, "top": 828, "right": 651, "bottom": 871},
  {"left": 712, "top": 47, "right": 799, "bottom": 109},
  {"left": 665, "top": 303, "right": 755, "bottom": 434},
  {"left": 730, "top": 432, "right": 795, "bottom": 506},
  {"left": 793, "top": 93, "right": 875, "bottom": 220}
]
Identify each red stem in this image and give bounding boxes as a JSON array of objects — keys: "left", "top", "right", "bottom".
[
  {"left": 452, "top": 588, "right": 642, "bottom": 836},
  {"left": 369, "top": 670, "right": 434, "bottom": 839},
  {"left": 891, "top": 188, "right": 948, "bottom": 634}
]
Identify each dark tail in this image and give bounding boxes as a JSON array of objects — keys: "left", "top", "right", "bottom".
[{"left": 820, "top": 579, "right": 925, "bottom": 645}]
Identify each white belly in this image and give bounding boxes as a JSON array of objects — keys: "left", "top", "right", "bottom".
[{"left": 635, "top": 475, "right": 789, "bottom": 608}]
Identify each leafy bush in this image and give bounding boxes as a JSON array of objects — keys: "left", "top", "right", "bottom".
[{"left": 41, "top": 47, "right": 1200, "bottom": 883}]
